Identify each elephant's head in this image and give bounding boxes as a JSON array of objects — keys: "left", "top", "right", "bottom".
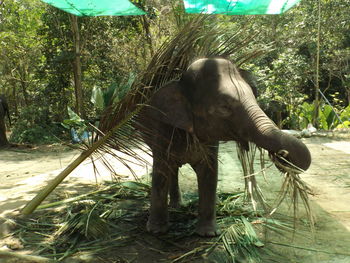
[{"left": 149, "top": 58, "right": 311, "bottom": 171}]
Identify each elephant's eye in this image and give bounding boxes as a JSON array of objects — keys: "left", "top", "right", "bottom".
[
  {"left": 216, "top": 105, "right": 232, "bottom": 117},
  {"left": 208, "top": 104, "right": 232, "bottom": 117}
]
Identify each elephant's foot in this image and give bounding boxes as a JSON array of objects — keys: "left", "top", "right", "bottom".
[
  {"left": 195, "top": 220, "right": 220, "bottom": 237},
  {"left": 146, "top": 218, "right": 169, "bottom": 234}
]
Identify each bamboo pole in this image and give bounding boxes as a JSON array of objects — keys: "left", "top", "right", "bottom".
[{"left": 21, "top": 141, "right": 99, "bottom": 215}]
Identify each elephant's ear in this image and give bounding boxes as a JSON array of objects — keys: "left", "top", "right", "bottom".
[{"left": 149, "top": 80, "right": 193, "bottom": 133}]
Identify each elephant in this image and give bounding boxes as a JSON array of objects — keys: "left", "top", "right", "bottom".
[
  {"left": 0, "top": 94, "right": 11, "bottom": 148},
  {"left": 138, "top": 57, "right": 311, "bottom": 237}
]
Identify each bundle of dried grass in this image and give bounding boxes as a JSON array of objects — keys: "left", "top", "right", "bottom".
[
  {"left": 270, "top": 152, "right": 315, "bottom": 229},
  {"left": 236, "top": 142, "right": 270, "bottom": 212},
  {"left": 237, "top": 142, "right": 314, "bottom": 230}
]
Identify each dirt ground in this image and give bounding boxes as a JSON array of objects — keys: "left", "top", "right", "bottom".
[{"left": 1, "top": 133, "right": 350, "bottom": 262}]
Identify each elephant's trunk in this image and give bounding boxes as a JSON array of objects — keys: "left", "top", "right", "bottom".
[{"left": 243, "top": 102, "right": 311, "bottom": 171}]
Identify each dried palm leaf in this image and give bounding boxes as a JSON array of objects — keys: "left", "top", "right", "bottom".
[
  {"left": 237, "top": 142, "right": 314, "bottom": 232},
  {"left": 203, "top": 216, "right": 263, "bottom": 263},
  {"left": 236, "top": 142, "right": 270, "bottom": 212},
  {"left": 269, "top": 152, "right": 315, "bottom": 230},
  {"left": 54, "top": 202, "right": 109, "bottom": 241}
]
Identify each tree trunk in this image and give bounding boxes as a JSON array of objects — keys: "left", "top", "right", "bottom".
[
  {"left": 70, "top": 14, "right": 84, "bottom": 118},
  {"left": 12, "top": 79, "right": 18, "bottom": 116},
  {"left": 312, "top": 0, "right": 321, "bottom": 127},
  {"left": 20, "top": 67, "right": 29, "bottom": 107},
  {"left": 141, "top": 16, "right": 154, "bottom": 58},
  {"left": 0, "top": 109, "right": 9, "bottom": 148}
]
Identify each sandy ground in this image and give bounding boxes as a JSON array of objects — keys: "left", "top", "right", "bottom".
[
  {"left": 0, "top": 135, "right": 350, "bottom": 262},
  {"left": 0, "top": 145, "right": 152, "bottom": 218}
]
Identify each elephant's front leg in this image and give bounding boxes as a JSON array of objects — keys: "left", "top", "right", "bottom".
[
  {"left": 192, "top": 145, "right": 220, "bottom": 237},
  {"left": 147, "top": 159, "right": 174, "bottom": 234}
]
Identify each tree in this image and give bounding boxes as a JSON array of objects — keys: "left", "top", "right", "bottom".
[
  {"left": 0, "top": 0, "right": 45, "bottom": 114},
  {"left": 0, "top": 95, "right": 10, "bottom": 147},
  {"left": 70, "top": 15, "right": 84, "bottom": 117}
]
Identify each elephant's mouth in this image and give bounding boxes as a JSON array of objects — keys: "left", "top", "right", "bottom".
[{"left": 269, "top": 150, "right": 305, "bottom": 174}]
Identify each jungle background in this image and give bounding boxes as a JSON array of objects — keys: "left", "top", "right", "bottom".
[{"left": 0, "top": 0, "right": 349, "bottom": 145}]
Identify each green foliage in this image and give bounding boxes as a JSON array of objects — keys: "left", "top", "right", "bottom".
[
  {"left": 319, "top": 104, "right": 335, "bottom": 130},
  {"left": 0, "top": 0, "right": 45, "bottom": 112},
  {"left": 91, "top": 74, "right": 135, "bottom": 113},
  {"left": 10, "top": 105, "right": 64, "bottom": 144},
  {"left": 56, "top": 202, "right": 109, "bottom": 241},
  {"left": 62, "top": 73, "right": 135, "bottom": 142},
  {"left": 337, "top": 121, "right": 350, "bottom": 129},
  {"left": 298, "top": 102, "right": 350, "bottom": 130},
  {"left": 61, "top": 107, "right": 87, "bottom": 134},
  {"left": 337, "top": 104, "right": 350, "bottom": 128},
  {"left": 298, "top": 101, "right": 315, "bottom": 129},
  {"left": 91, "top": 87, "right": 105, "bottom": 111}
]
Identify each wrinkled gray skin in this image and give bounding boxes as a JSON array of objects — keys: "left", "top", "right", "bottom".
[
  {"left": 140, "top": 58, "right": 311, "bottom": 236},
  {"left": 0, "top": 94, "right": 11, "bottom": 147}
]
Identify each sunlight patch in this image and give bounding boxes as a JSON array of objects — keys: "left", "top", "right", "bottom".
[{"left": 323, "top": 142, "right": 350, "bottom": 154}]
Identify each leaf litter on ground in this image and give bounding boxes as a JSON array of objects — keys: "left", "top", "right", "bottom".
[{"left": 5, "top": 176, "right": 316, "bottom": 263}]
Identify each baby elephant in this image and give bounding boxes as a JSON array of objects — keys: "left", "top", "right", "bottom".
[{"left": 139, "top": 58, "right": 311, "bottom": 236}]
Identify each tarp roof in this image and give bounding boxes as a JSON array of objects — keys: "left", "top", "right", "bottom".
[
  {"left": 40, "top": 0, "right": 146, "bottom": 16},
  {"left": 184, "top": 0, "right": 301, "bottom": 15},
  {"left": 40, "top": 0, "right": 301, "bottom": 16}
]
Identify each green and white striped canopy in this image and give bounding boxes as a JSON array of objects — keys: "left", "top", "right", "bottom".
[
  {"left": 40, "top": 0, "right": 146, "bottom": 16},
  {"left": 40, "top": 0, "right": 301, "bottom": 16},
  {"left": 184, "top": 0, "right": 301, "bottom": 15}
]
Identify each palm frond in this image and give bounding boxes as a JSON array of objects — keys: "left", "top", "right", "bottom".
[
  {"left": 14, "top": 182, "right": 297, "bottom": 262},
  {"left": 237, "top": 142, "right": 314, "bottom": 233},
  {"left": 54, "top": 201, "right": 109, "bottom": 241},
  {"left": 272, "top": 172, "right": 315, "bottom": 231},
  {"left": 205, "top": 217, "right": 263, "bottom": 263},
  {"left": 269, "top": 152, "right": 315, "bottom": 231},
  {"left": 236, "top": 142, "right": 270, "bottom": 212}
]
